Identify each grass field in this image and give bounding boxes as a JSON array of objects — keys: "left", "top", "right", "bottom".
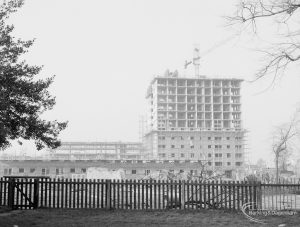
[{"left": 0, "top": 208, "right": 300, "bottom": 227}]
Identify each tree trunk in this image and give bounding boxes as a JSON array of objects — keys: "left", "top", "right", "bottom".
[{"left": 276, "top": 152, "right": 279, "bottom": 183}]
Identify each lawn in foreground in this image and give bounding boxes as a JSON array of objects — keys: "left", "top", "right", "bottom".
[{"left": 0, "top": 209, "right": 300, "bottom": 227}]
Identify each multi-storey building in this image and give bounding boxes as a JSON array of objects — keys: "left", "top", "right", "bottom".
[
  {"left": 0, "top": 159, "right": 224, "bottom": 180},
  {"left": 144, "top": 75, "right": 245, "bottom": 176},
  {"left": 49, "top": 142, "right": 144, "bottom": 160}
]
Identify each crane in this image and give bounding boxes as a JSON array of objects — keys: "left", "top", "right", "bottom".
[{"left": 184, "top": 34, "right": 237, "bottom": 77}]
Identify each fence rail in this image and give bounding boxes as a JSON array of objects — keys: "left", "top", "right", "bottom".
[{"left": 0, "top": 177, "right": 300, "bottom": 211}]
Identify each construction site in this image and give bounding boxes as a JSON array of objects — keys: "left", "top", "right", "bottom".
[{"left": 0, "top": 45, "right": 246, "bottom": 180}]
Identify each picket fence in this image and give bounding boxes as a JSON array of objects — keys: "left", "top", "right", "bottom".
[{"left": 0, "top": 177, "right": 299, "bottom": 211}]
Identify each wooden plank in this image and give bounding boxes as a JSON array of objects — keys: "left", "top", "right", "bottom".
[
  {"left": 101, "top": 179, "right": 104, "bottom": 208},
  {"left": 2, "top": 178, "right": 4, "bottom": 206},
  {"left": 64, "top": 179, "right": 68, "bottom": 208},
  {"left": 16, "top": 179, "right": 20, "bottom": 209},
  {"left": 76, "top": 179, "right": 79, "bottom": 209},
  {"left": 124, "top": 180, "right": 128, "bottom": 209},
  {"left": 116, "top": 179, "right": 120, "bottom": 209},
  {"left": 249, "top": 182, "right": 252, "bottom": 210},
  {"left": 162, "top": 180, "right": 165, "bottom": 209},
  {"left": 106, "top": 180, "right": 111, "bottom": 209},
  {"left": 15, "top": 179, "right": 19, "bottom": 209},
  {"left": 229, "top": 181, "right": 232, "bottom": 209},
  {"left": 29, "top": 179, "right": 33, "bottom": 209},
  {"left": 233, "top": 181, "right": 236, "bottom": 210},
  {"left": 72, "top": 180, "right": 75, "bottom": 209},
  {"left": 25, "top": 178, "right": 29, "bottom": 209},
  {"left": 7, "top": 178, "right": 13, "bottom": 209},
  {"left": 166, "top": 180, "right": 171, "bottom": 209},
  {"left": 69, "top": 179, "right": 72, "bottom": 208},
  {"left": 220, "top": 181, "right": 223, "bottom": 209},
  {"left": 66, "top": 179, "right": 69, "bottom": 208},
  {"left": 145, "top": 180, "right": 148, "bottom": 210},
  {"left": 72, "top": 179, "right": 76, "bottom": 209},
  {"left": 4, "top": 178, "right": 8, "bottom": 206},
  {"left": 45, "top": 178, "right": 48, "bottom": 208},
  {"left": 175, "top": 181, "right": 178, "bottom": 210},
  {"left": 224, "top": 181, "right": 227, "bottom": 209},
  {"left": 92, "top": 179, "right": 95, "bottom": 209},
  {"left": 111, "top": 179, "right": 114, "bottom": 209},
  {"left": 53, "top": 178, "right": 56, "bottom": 208},
  {"left": 179, "top": 180, "right": 183, "bottom": 210},
  {"left": 134, "top": 180, "right": 137, "bottom": 209},
  {"left": 57, "top": 179, "right": 60, "bottom": 208},
  {"left": 241, "top": 181, "right": 244, "bottom": 210},
  {"left": 33, "top": 179, "right": 39, "bottom": 209},
  {"left": 0, "top": 178, "right": 2, "bottom": 206},
  {"left": 211, "top": 181, "right": 214, "bottom": 209},
  {"left": 199, "top": 181, "right": 202, "bottom": 210},
  {"left": 0, "top": 177, "right": 5, "bottom": 206},
  {"left": 158, "top": 180, "right": 161, "bottom": 209},
  {"left": 245, "top": 181, "right": 248, "bottom": 207},
  {"left": 150, "top": 180, "right": 153, "bottom": 209},
  {"left": 17, "top": 179, "right": 21, "bottom": 209},
  {"left": 81, "top": 179, "right": 84, "bottom": 209},
  {"left": 189, "top": 180, "right": 194, "bottom": 209},
  {"left": 88, "top": 179, "right": 91, "bottom": 208},
  {"left": 236, "top": 181, "right": 240, "bottom": 209},
  {"left": 142, "top": 180, "right": 144, "bottom": 209},
  {"left": 96, "top": 179, "right": 100, "bottom": 208},
  {"left": 195, "top": 181, "right": 198, "bottom": 210},
  {"left": 60, "top": 179, "right": 64, "bottom": 208},
  {"left": 207, "top": 181, "right": 211, "bottom": 209},
  {"left": 120, "top": 180, "right": 123, "bottom": 209},
  {"left": 203, "top": 182, "right": 207, "bottom": 209},
  {"left": 154, "top": 180, "right": 157, "bottom": 209},
  {"left": 136, "top": 180, "right": 139, "bottom": 210},
  {"left": 129, "top": 180, "right": 132, "bottom": 209},
  {"left": 31, "top": 178, "right": 36, "bottom": 208},
  {"left": 20, "top": 179, "right": 23, "bottom": 209},
  {"left": 39, "top": 178, "right": 43, "bottom": 207},
  {"left": 84, "top": 179, "right": 88, "bottom": 208},
  {"left": 187, "top": 181, "right": 190, "bottom": 209}
]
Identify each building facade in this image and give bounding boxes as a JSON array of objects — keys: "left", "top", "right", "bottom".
[
  {"left": 0, "top": 160, "right": 244, "bottom": 180},
  {"left": 144, "top": 76, "right": 245, "bottom": 176},
  {"left": 49, "top": 142, "right": 144, "bottom": 160}
]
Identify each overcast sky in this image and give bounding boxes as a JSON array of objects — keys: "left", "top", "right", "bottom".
[{"left": 3, "top": 0, "right": 300, "bottom": 165}]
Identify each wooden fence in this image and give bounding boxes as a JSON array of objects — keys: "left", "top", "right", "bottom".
[
  {"left": 0, "top": 177, "right": 260, "bottom": 210},
  {"left": 261, "top": 182, "right": 300, "bottom": 210},
  {"left": 1, "top": 177, "right": 299, "bottom": 211}
]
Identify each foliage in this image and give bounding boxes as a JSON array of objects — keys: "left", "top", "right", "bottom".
[{"left": 0, "top": 0, "right": 67, "bottom": 150}]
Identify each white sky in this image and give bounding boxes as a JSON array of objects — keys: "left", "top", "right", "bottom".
[{"left": 3, "top": 0, "right": 300, "bottom": 165}]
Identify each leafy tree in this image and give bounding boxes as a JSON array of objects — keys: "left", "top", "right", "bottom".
[
  {"left": 0, "top": 0, "right": 67, "bottom": 150},
  {"left": 227, "top": 0, "right": 300, "bottom": 81}
]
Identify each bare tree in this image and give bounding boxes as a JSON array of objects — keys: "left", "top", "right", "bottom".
[
  {"left": 272, "top": 109, "right": 299, "bottom": 182},
  {"left": 227, "top": 0, "right": 300, "bottom": 82}
]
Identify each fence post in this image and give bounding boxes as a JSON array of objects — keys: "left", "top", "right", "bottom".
[
  {"left": 8, "top": 178, "right": 15, "bottom": 210},
  {"left": 181, "top": 181, "right": 185, "bottom": 209},
  {"left": 106, "top": 180, "right": 111, "bottom": 209},
  {"left": 256, "top": 181, "right": 262, "bottom": 210},
  {"left": 33, "top": 178, "right": 39, "bottom": 209}
]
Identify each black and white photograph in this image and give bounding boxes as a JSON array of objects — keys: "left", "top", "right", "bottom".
[{"left": 0, "top": 0, "right": 300, "bottom": 226}]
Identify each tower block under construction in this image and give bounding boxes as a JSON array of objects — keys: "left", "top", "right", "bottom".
[{"left": 144, "top": 75, "right": 245, "bottom": 176}]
